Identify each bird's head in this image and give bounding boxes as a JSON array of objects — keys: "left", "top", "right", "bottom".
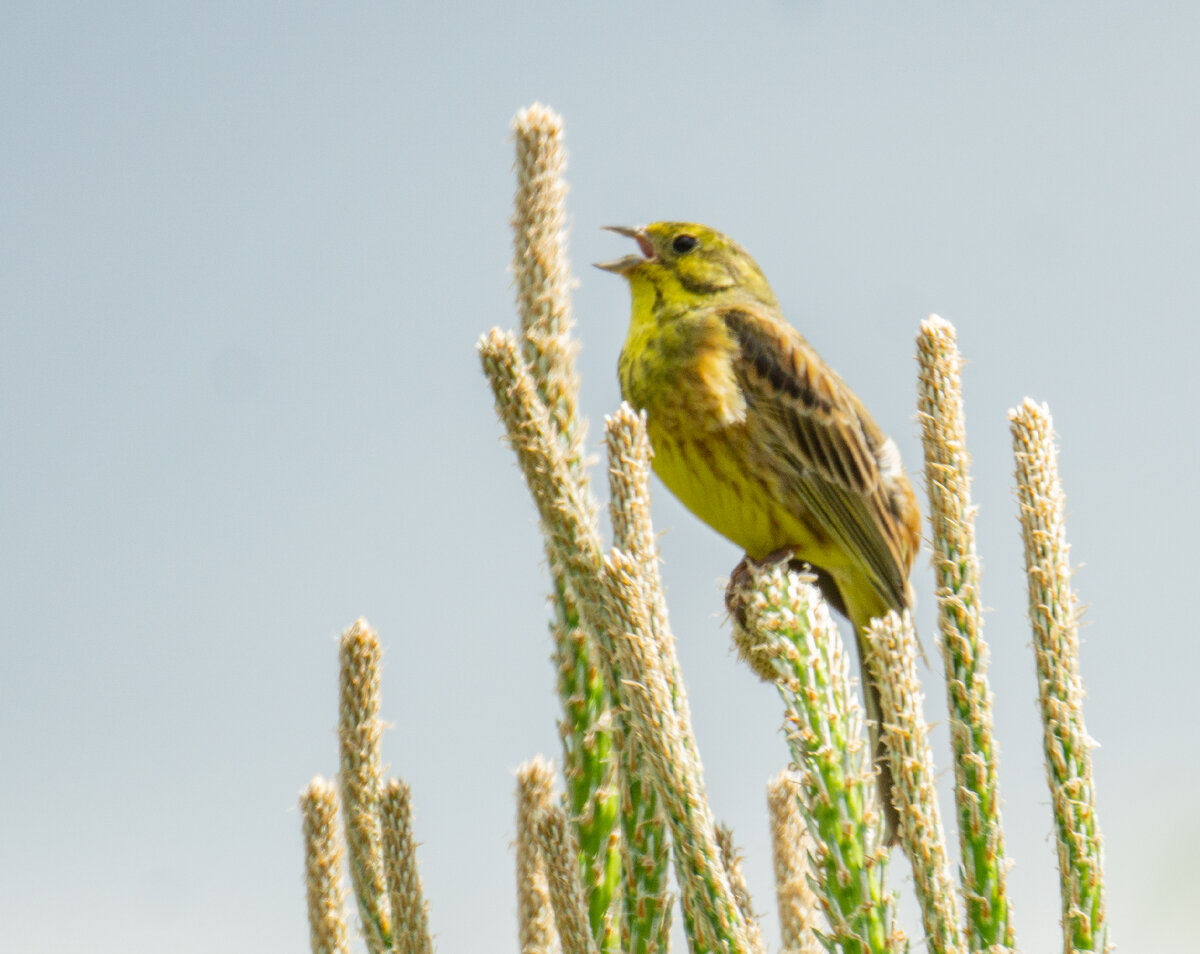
[{"left": 595, "top": 222, "right": 778, "bottom": 310}]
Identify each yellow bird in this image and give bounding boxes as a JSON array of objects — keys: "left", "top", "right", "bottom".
[{"left": 597, "top": 222, "right": 921, "bottom": 844}]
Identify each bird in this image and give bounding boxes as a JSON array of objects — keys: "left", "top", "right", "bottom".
[{"left": 596, "top": 222, "right": 921, "bottom": 845}]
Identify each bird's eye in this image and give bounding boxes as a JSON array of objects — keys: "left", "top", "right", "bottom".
[{"left": 672, "top": 234, "right": 699, "bottom": 254}]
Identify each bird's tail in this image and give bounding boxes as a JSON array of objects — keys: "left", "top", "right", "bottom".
[
  {"left": 852, "top": 623, "right": 901, "bottom": 847},
  {"left": 807, "top": 563, "right": 902, "bottom": 847}
]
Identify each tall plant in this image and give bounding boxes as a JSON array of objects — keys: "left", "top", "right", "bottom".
[{"left": 300, "top": 104, "right": 1110, "bottom": 954}]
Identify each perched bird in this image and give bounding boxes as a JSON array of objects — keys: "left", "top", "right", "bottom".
[{"left": 596, "top": 222, "right": 921, "bottom": 844}]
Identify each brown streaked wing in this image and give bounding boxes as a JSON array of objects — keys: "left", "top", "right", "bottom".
[{"left": 720, "top": 306, "right": 913, "bottom": 611}]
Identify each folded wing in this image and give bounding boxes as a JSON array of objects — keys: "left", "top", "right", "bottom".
[{"left": 721, "top": 306, "right": 917, "bottom": 612}]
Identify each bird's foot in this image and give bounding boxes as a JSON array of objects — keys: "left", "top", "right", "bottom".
[
  {"left": 724, "top": 549, "right": 802, "bottom": 622},
  {"left": 759, "top": 546, "right": 800, "bottom": 568}
]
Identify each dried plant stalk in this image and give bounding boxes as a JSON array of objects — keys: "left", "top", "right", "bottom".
[
  {"left": 478, "top": 330, "right": 613, "bottom": 662},
  {"left": 517, "top": 760, "right": 564, "bottom": 954},
  {"left": 511, "top": 103, "right": 620, "bottom": 953},
  {"left": 716, "top": 825, "right": 765, "bottom": 954},
  {"left": 916, "top": 316, "right": 1014, "bottom": 953},
  {"left": 605, "top": 405, "right": 755, "bottom": 953},
  {"left": 616, "top": 744, "right": 672, "bottom": 954},
  {"left": 481, "top": 335, "right": 754, "bottom": 952},
  {"left": 729, "top": 564, "right": 902, "bottom": 954},
  {"left": 1010, "top": 399, "right": 1109, "bottom": 953},
  {"left": 523, "top": 760, "right": 601, "bottom": 954},
  {"left": 766, "top": 772, "right": 822, "bottom": 954},
  {"left": 381, "top": 779, "right": 434, "bottom": 954},
  {"left": 301, "top": 777, "right": 352, "bottom": 954},
  {"left": 866, "top": 612, "right": 964, "bottom": 954},
  {"left": 606, "top": 406, "right": 671, "bottom": 658},
  {"left": 606, "top": 407, "right": 673, "bottom": 954},
  {"left": 512, "top": 103, "right": 584, "bottom": 457},
  {"left": 604, "top": 548, "right": 757, "bottom": 953},
  {"left": 338, "top": 619, "right": 392, "bottom": 954},
  {"left": 537, "top": 805, "right": 602, "bottom": 954},
  {"left": 604, "top": 407, "right": 705, "bottom": 782}
]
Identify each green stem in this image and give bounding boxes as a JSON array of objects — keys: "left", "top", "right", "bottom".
[{"left": 731, "top": 565, "right": 901, "bottom": 954}]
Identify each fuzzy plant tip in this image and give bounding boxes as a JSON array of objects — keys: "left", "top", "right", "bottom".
[{"left": 301, "top": 777, "right": 351, "bottom": 954}]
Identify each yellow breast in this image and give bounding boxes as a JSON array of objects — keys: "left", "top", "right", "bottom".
[{"left": 618, "top": 296, "right": 831, "bottom": 563}]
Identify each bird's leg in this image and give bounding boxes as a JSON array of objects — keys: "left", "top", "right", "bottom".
[
  {"left": 724, "top": 549, "right": 799, "bottom": 623},
  {"left": 724, "top": 555, "right": 753, "bottom": 627}
]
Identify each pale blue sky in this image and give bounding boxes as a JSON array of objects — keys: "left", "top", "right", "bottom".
[{"left": 4, "top": 3, "right": 1197, "bottom": 951}]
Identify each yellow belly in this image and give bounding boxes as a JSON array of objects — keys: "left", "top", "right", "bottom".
[
  {"left": 646, "top": 418, "right": 836, "bottom": 568},
  {"left": 646, "top": 415, "right": 895, "bottom": 638}
]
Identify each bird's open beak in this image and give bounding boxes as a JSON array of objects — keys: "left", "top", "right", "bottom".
[{"left": 594, "top": 225, "right": 655, "bottom": 274}]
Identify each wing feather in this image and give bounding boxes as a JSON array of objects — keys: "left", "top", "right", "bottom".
[{"left": 721, "top": 306, "right": 915, "bottom": 611}]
